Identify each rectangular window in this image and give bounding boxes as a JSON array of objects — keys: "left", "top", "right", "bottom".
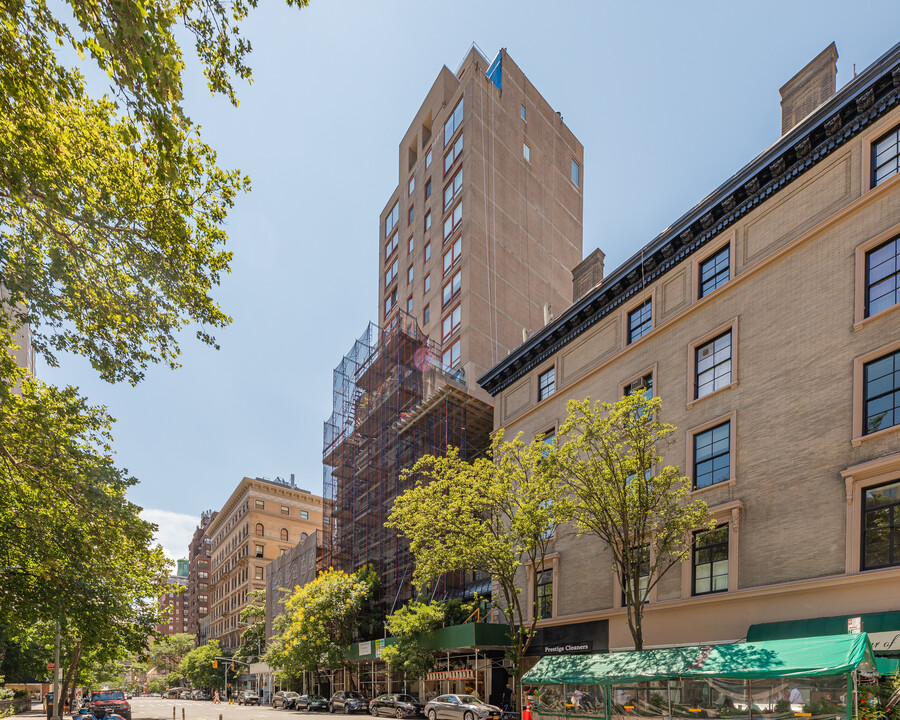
[
  {"left": 300, "top": 510, "right": 309, "bottom": 520},
  {"left": 255, "top": 566, "right": 264, "bottom": 581},
  {"left": 385, "top": 232, "right": 398, "bottom": 260},
  {"left": 408, "top": 175, "right": 415, "bottom": 196},
  {"left": 536, "top": 570, "right": 553, "bottom": 619},
  {"left": 443, "top": 99, "right": 463, "bottom": 146},
  {"left": 385, "top": 202, "right": 399, "bottom": 237},
  {"left": 693, "top": 525, "right": 729, "bottom": 595},
  {"left": 424, "top": 273, "right": 431, "bottom": 293},
  {"left": 443, "top": 236, "right": 462, "bottom": 276},
  {"left": 864, "top": 349, "right": 900, "bottom": 435},
  {"left": 424, "top": 210, "right": 432, "bottom": 232},
  {"left": 384, "top": 287, "right": 397, "bottom": 316},
  {"left": 699, "top": 246, "right": 731, "bottom": 298},
  {"left": 693, "top": 421, "right": 730, "bottom": 489},
  {"left": 623, "top": 545, "right": 650, "bottom": 604},
  {"left": 425, "top": 148, "right": 433, "bottom": 168},
  {"left": 444, "top": 133, "right": 463, "bottom": 175},
  {"left": 442, "top": 338, "right": 461, "bottom": 368},
  {"left": 407, "top": 296, "right": 413, "bottom": 313},
  {"left": 571, "top": 159, "right": 581, "bottom": 187},
  {"left": 408, "top": 236, "right": 414, "bottom": 254},
  {"left": 520, "top": 103, "right": 526, "bottom": 121},
  {"left": 385, "top": 258, "right": 399, "bottom": 287},
  {"left": 408, "top": 205, "right": 414, "bottom": 225},
  {"left": 254, "top": 544, "right": 264, "bottom": 557},
  {"left": 442, "top": 304, "right": 461, "bottom": 340},
  {"left": 627, "top": 299, "right": 652, "bottom": 343},
  {"left": 424, "top": 241, "right": 431, "bottom": 262},
  {"left": 442, "top": 270, "right": 461, "bottom": 307},
  {"left": 280, "top": 505, "right": 290, "bottom": 515},
  {"left": 538, "top": 367, "right": 555, "bottom": 401},
  {"left": 696, "top": 331, "right": 732, "bottom": 399},
  {"left": 425, "top": 178, "right": 432, "bottom": 199},
  {"left": 254, "top": 499, "right": 265, "bottom": 509},
  {"left": 624, "top": 373, "right": 653, "bottom": 397},
  {"left": 866, "top": 236, "right": 899, "bottom": 318},
  {"left": 407, "top": 265, "right": 414, "bottom": 285},
  {"left": 523, "top": 142, "right": 531, "bottom": 162},
  {"left": 443, "top": 202, "right": 462, "bottom": 241},
  {"left": 873, "top": 125, "right": 900, "bottom": 187},
  {"left": 444, "top": 169, "right": 463, "bottom": 211},
  {"left": 863, "top": 480, "right": 900, "bottom": 569},
  {"left": 423, "top": 305, "right": 430, "bottom": 325}
]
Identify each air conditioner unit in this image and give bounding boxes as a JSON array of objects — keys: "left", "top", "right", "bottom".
[{"left": 630, "top": 377, "right": 647, "bottom": 393}]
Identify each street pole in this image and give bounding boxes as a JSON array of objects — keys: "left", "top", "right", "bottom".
[{"left": 51, "top": 621, "right": 61, "bottom": 720}]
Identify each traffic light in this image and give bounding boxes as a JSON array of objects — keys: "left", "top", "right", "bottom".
[{"left": 212, "top": 660, "right": 218, "bottom": 669}]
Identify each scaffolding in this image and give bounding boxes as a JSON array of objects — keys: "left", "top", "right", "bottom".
[{"left": 322, "top": 311, "right": 494, "bottom": 618}]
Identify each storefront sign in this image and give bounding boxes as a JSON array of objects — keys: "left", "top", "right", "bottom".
[
  {"left": 426, "top": 670, "right": 476, "bottom": 681},
  {"left": 543, "top": 642, "right": 593, "bottom": 655},
  {"left": 359, "top": 641, "right": 372, "bottom": 656},
  {"left": 870, "top": 631, "right": 900, "bottom": 652}
]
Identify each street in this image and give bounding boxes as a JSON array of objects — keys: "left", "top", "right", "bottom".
[{"left": 129, "top": 698, "right": 333, "bottom": 720}]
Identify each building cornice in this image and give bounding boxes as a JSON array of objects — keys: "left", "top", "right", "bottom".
[{"left": 478, "top": 41, "right": 900, "bottom": 396}]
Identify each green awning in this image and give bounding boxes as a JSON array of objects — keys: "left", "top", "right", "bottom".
[
  {"left": 747, "top": 612, "right": 900, "bottom": 654},
  {"left": 522, "top": 634, "right": 876, "bottom": 685},
  {"left": 876, "top": 657, "right": 900, "bottom": 675}
]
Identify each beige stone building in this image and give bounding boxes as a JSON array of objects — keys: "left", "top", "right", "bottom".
[
  {"left": 478, "top": 42, "right": 900, "bottom": 660},
  {"left": 208, "top": 476, "right": 324, "bottom": 651}
]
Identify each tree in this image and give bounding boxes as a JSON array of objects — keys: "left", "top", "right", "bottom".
[
  {"left": 267, "top": 569, "right": 374, "bottom": 684},
  {"left": 148, "top": 634, "right": 196, "bottom": 676},
  {"left": 555, "top": 391, "right": 714, "bottom": 650},
  {"left": 181, "top": 640, "right": 236, "bottom": 691},
  {"left": 387, "top": 433, "right": 571, "bottom": 688},
  {"left": 235, "top": 589, "right": 266, "bottom": 663},
  {"left": 1, "top": 0, "right": 306, "bottom": 384}
]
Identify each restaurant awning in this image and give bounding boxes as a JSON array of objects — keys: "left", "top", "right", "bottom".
[
  {"left": 747, "top": 612, "right": 900, "bottom": 656},
  {"left": 521, "top": 634, "right": 876, "bottom": 685}
]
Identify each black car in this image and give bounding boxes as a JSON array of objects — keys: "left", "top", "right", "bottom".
[
  {"left": 297, "top": 695, "right": 330, "bottom": 711},
  {"left": 329, "top": 691, "right": 368, "bottom": 714},
  {"left": 274, "top": 692, "right": 301, "bottom": 709},
  {"left": 370, "top": 694, "right": 424, "bottom": 718}
]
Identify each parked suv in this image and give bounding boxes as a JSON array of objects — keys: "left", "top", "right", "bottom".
[
  {"left": 238, "top": 691, "right": 261, "bottom": 706},
  {"left": 273, "top": 691, "right": 301, "bottom": 709},
  {"left": 329, "top": 691, "right": 368, "bottom": 714},
  {"left": 90, "top": 690, "right": 132, "bottom": 720}
]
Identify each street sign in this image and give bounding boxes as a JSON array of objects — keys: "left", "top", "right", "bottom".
[
  {"left": 848, "top": 617, "right": 862, "bottom": 634},
  {"left": 48, "top": 663, "right": 55, "bottom": 671}
]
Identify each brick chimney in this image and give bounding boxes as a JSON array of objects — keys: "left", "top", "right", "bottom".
[
  {"left": 779, "top": 43, "right": 838, "bottom": 136},
  {"left": 572, "top": 248, "right": 605, "bottom": 302}
]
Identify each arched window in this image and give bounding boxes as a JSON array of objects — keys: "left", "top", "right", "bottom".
[
  {"left": 255, "top": 523, "right": 264, "bottom": 537},
  {"left": 280, "top": 528, "right": 289, "bottom": 542},
  {"left": 300, "top": 532, "right": 308, "bottom": 541}
]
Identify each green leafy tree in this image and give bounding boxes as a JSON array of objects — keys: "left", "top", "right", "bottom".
[
  {"left": 179, "top": 641, "right": 236, "bottom": 691},
  {"left": 148, "top": 634, "right": 196, "bottom": 676},
  {"left": 235, "top": 589, "right": 266, "bottom": 663},
  {"left": 555, "top": 391, "right": 714, "bottom": 651},
  {"left": 379, "top": 602, "right": 446, "bottom": 685},
  {"left": 387, "top": 433, "right": 570, "bottom": 687}
]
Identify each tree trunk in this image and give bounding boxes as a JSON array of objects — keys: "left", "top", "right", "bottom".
[{"left": 60, "top": 641, "right": 82, "bottom": 713}]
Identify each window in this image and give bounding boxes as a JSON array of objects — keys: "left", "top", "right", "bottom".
[
  {"left": 444, "top": 169, "right": 463, "bottom": 211},
  {"left": 408, "top": 205, "right": 414, "bottom": 225},
  {"left": 281, "top": 505, "right": 290, "bottom": 515},
  {"left": 693, "top": 525, "right": 729, "bottom": 595},
  {"left": 873, "top": 125, "right": 900, "bottom": 187},
  {"left": 300, "top": 531, "right": 308, "bottom": 540},
  {"left": 408, "top": 236, "right": 414, "bottom": 254},
  {"left": 861, "top": 481, "right": 900, "bottom": 569},
  {"left": 523, "top": 142, "right": 531, "bottom": 162},
  {"left": 254, "top": 543, "right": 264, "bottom": 557},
  {"left": 407, "top": 296, "right": 413, "bottom": 313},
  {"left": 443, "top": 99, "right": 463, "bottom": 146},
  {"left": 623, "top": 545, "right": 650, "bottom": 604},
  {"left": 693, "top": 421, "right": 731, "bottom": 490},
  {"left": 696, "top": 331, "right": 732, "bottom": 399},
  {"left": 538, "top": 367, "right": 555, "bottom": 401},
  {"left": 536, "top": 570, "right": 553, "bottom": 619},
  {"left": 424, "top": 273, "right": 431, "bottom": 293},
  {"left": 442, "top": 338, "right": 461, "bottom": 368},
  {"left": 424, "top": 211, "right": 432, "bottom": 232},
  {"left": 424, "top": 241, "right": 431, "bottom": 262},
  {"left": 866, "top": 236, "right": 899, "bottom": 318},
  {"left": 385, "top": 232, "right": 398, "bottom": 260},
  {"left": 864, "top": 349, "right": 900, "bottom": 435},
  {"left": 198, "top": 571, "right": 208, "bottom": 579},
  {"left": 442, "top": 270, "right": 461, "bottom": 307},
  {"left": 520, "top": 103, "right": 526, "bottom": 121},
  {"left": 254, "top": 499, "right": 265, "bottom": 509},
  {"left": 407, "top": 265, "right": 414, "bottom": 284},
  {"left": 385, "top": 258, "right": 399, "bottom": 287},
  {"left": 624, "top": 373, "right": 653, "bottom": 397},
  {"left": 699, "top": 246, "right": 731, "bottom": 298},
  {"left": 444, "top": 133, "right": 463, "bottom": 174},
  {"left": 300, "top": 510, "right": 309, "bottom": 520},
  {"left": 385, "top": 202, "right": 399, "bottom": 236},
  {"left": 442, "top": 304, "right": 461, "bottom": 340},
  {"left": 443, "top": 202, "right": 462, "bottom": 240},
  {"left": 425, "top": 148, "right": 433, "bottom": 168},
  {"left": 423, "top": 305, "right": 430, "bottom": 324},
  {"left": 255, "top": 566, "right": 264, "bottom": 581},
  {"left": 627, "top": 299, "right": 652, "bottom": 344},
  {"left": 280, "top": 528, "right": 289, "bottom": 541},
  {"left": 425, "top": 178, "right": 432, "bottom": 199},
  {"left": 443, "top": 236, "right": 462, "bottom": 276},
  {"left": 408, "top": 175, "right": 415, "bottom": 196}
]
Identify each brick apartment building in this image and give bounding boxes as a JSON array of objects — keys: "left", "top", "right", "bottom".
[
  {"left": 155, "top": 568, "right": 188, "bottom": 638},
  {"left": 186, "top": 510, "right": 217, "bottom": 640},
  {"left": 477, "top": 42, "right": 900, "bottom": 661}
]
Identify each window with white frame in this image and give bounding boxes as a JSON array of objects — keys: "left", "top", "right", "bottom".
[
  {"left": 695, "top": 331, "right": 732, "bottom": 398},
  {"left": 538, "top": 367, "right": 555, "bottom": 401}
]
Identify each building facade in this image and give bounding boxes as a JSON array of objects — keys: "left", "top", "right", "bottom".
[
  {"left": 264, "top": 529, "right": 321, "bottom": 642},
  {"left": 155, "top": 574, "right": 188, "bottom": 637},
  {"left": 208, "top": 476, "right": 324, "bottom": 651},
  {"left": 324, "top": 46, "right": 586, "bottom": 616},
  {"left": 186, "top": 510, "right": 217, "bottom": 641},
  {"left": 478, "top": 42, "right": 900, "bottom": 658}
]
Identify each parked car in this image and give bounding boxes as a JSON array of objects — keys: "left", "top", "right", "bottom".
[
  {"left": 329, "top": 691, "right": 368, "bottom": 714},
  {"left": 191, "top": 691, "right": 211, "bottom": 701},
  {"left": 296, "top": 695, "right": 329, "bottom": 711},
  {"left": 163, "top": 689, "right": 183, "bottom": 699},
  {"left": 238, "top": 691, "right": 261, "bottom": 706},
  {"left": 90, "top": 690, "right": 132, "bottom": 720},
  {"left": 273, "top": 692, "right": 301, "bottom": 709},
  {"left": 370, "top": 694, "right": 425, "bottom": 718},
  {"left": 424, "top": 695, "right": 501, "bottom": 720},
  {"left": 179, "top": 692, "right": 192, "bottom": 700}
]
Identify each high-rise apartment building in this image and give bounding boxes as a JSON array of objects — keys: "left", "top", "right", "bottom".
[
  {"left": 208, "top": 476, "right": 324, "bottom": 651},
  {"left": 155, "top": 573, "right": 188, "bottom": 637},
  {"left": 186, "top": 510, "right": 217, "bottom": 640},
  {"left": 324, "top": 46, "right": 585, "bottom": 618}
]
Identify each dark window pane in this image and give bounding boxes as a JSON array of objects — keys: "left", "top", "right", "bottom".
[
  {"left": 866, "top": 237, "right": 899, "bottom": 318},
  {"left": 699, "top": 246, "right": 730, "bottom": 297},
  {"left": 864, "top": 351, "right": 900, "bottom": 435},
  {"left": 627, "top": 300, "right": 652, "bottom": 344},
  {"left": 873, "top": 127, "right": 900, "bottom": 187}
]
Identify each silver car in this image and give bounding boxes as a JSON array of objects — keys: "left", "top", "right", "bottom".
[{"left": 424, "top": 695, "right": 502, "bottom": 720}]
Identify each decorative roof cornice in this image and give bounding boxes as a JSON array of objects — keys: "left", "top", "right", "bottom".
[{"left": 478, "top": 42, "right": 900, "bottom": 396}]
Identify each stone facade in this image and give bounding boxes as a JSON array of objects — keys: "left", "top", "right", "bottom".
[{"left": 264, "top": 530, "right": 320, "bottom": 642}]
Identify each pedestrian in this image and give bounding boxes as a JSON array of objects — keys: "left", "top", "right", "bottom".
[{"left": 213, "top": 691, "right": 220, "bottom": 704}]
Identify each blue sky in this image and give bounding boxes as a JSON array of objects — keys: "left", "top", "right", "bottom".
[{"left": 40, "top": 1, "right": 900, "bottom": 560}]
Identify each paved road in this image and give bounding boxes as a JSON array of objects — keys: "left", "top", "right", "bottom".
[{"left": 131, "top": 698, "right": 332, "bottom": 720}]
